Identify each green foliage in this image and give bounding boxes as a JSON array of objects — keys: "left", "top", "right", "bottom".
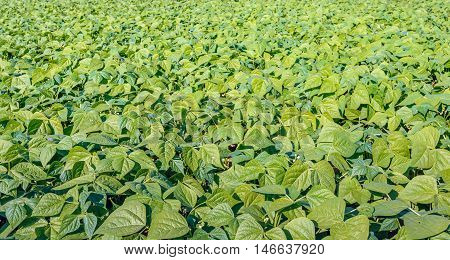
[{"left": 0, "top": 0, "right": 448, "bottom": 240}]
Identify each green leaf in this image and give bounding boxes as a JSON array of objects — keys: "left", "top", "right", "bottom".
[
  {"left": 129, "top": 150, "right": 156, "bottom": 170},
  {"left": 200, "top": 144, "right": 222, "bottom": 168},
  {"left": 40, "top": 146, "right": 56, "bottom": 167},
  {"left": 306, "top": 187, "right": 336, "bottom": 208},
  {"left": 53, "top": 174, "right": 96, "bottom": 191},
  {"left": 150, "top": 142, "right": 176, "bottom": 169},
  {"left": 373, "top": 200, "right": 409, "bottom": 217},
  {"left": 11, "top": 74, "right": 31, "bottom": 90},
  {"left": 32, "top": 67, "right": 47, "bottom": 84},
  {"left": 65, "top": 146, "right": 91, "bottom": 170},
  {"left": 253, "top": 184, "right": 286, "bottom": 195},
  {"left": 368, "top": 112, "right": 388, "bottom": 128},
  {"left": 403, "top": 213, "right": 450, "bottom": 240},
  {"left": 72, "top": 110, "right": 102, "bottom": 134},
  {"left": 59, "top": 215, "right": 81, "bottom": 238},
  {"left": 206, "top": 188, "right": 239, "bottom": 208},
  {"left": 425, "top": 149, "right": 450, "bottom": 178},
  {"left": 28, "top": 119, "right": 43, "bottom": 135},
  {"left": 5, "top": 203, "right": 27, "bottom": 228},
  {"left": 284, "top": 217, "right": 315, "bottom": 240},
  {"left": 330, "top": 215, "right": 369, "bottom": 240},
  {"left": 96, "top": 201, "right": 146, "bottom": 236},
  {"left": 390, "top": 155, "right": 411, "bottom": 174},
  {"left": 399, "top": 175, "right": 438, "bottom": 204},
  {"left": 333, "top": 130, "right": 357, "bottom": 157},
  {"left": 319, "top": 98, "right": 341, "bottom": 118},
  {"left": 243, "top": 126, "right": 273, "bottom": 150},
  {"left": 251, "top": 77, "right": 267, "bottom": 97},
  {"left": 338, "top": 177, "right": 371, "bottom": 204},
  {"left": 204, "top": 203, "right": 234, "bottom": 228},
  {"left": 304, "top": 74, "right": 322, "bottom": 90},
  {"left": 85, "top": 133, "right": 117, "bottom": 146},
  {"left": 174, "top": 182, "right": 198, "bottom": 208},
  {"left": 219, "top": 164, "right": 260, "bottom": 184},
  {"left": 0, "top": 139, "right": 13, "bottom": 157},
  {"left": 113, "top": 157, "right": 135, "bottom": 176},
  {"left": 235, "top": 216, "right": 264, "bottom": 240},
  {"left": 319, "top": 74, "right": 339, "bottom": 94},
  {"left": 372, "top": 139, "right": 391, "bottom": 168},
  {"left": 11, "top": 162, "right": 48, "bottom": 181},
  {"left": 410, "top": 126, "right": 440, "bottom": 168},
  {"left": 315, "top": 160, "right": 336, "bottom": 193},
  {"left": 307, "top": 197, "right": 346, "bottom": 229},
  {"left": 363, "top": 182, "right": 394, "bottom": 194},
  {"left": 265, "top": 227, "right": 287, "bottom": 240},
  {"left": 197, "top": 54, "right": 211, "bottom": 66},
  {"left": 282, "top": 161, "right": 312, "bottom": 192},
  {"left": 351, "top": 84, "right": 369, "bottom": 107},
  {"left": 147, "top": 207, "right": 190, "bottom": 240},
  {"left": 83, "top": 213, "right": 98, "bottom": 239},
  {"left": 182, "top": 147, "right": 199, "bottom": 172},
  {"left": 32, "top": 193, "right": 66, "bottom": 217}
]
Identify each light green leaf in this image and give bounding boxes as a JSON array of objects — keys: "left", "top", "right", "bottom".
[
  {"left": 243, "top": 126, "right": 273, "bottom": 150},
  {"left": 96, "top": 201, "right": 146, "bottom": 237},
  {"left": 174, "top": 182, "right": 198, "bottom": 208},
  {"left": 333, "top": 130, "right": 357, "bottom": 157},
  {"left": 59, "top": 215, "right": 81, "bottom": 238},
  {"left": 6, "top": 203, "right": 27, "bottom": 228},
  {"left": 315, "top": 160, "right": 336, "bottom": 192},
  {"left": 149, "top": 142, "right": 176, "bottom": 169},
  {"left": 351, "top": 84, "right": 369, "bottom": 106},
  {"left": 403, "top": 213, "right": 450, "bottom": 240},
  {"left": 129, "top": 150, "right": 157, "bottom": 170},
  {"left": 284, "top": 217, "right": 315, "bottom": 240},
  {"left": 11, "top": 162, "right": 48, "bottom": 181},
  {"left": 147, "top": 207, "right": 189, "bottom": 240},
  {"left": 235, "top": 216, "right": 264, "bottom": 240},
  {"left": 40, "top": 146, "right": 56, "bottom": 167},
  {"left": 113, "top": 157, "right": 135, "bottom": 176},
  {"left": 307, "top": 197, "right": 346, "bottom": 229},
  {"left": 410, "top": 126, "right": 440, "bottom": 168},
  {"left": 398, "top": 175, "right": 438, "bottom": 204},
  {"left": 253, "top": 184, "right": 286, "bottom": 195},
  {"left": 306, "top": 187, "right": 336, "bottom": 208},
  {"left": 182, "top": 147, "right": 200, "bottom": 172},
  {"left": 363, "top": 182, "right": 394, "bottom": 194},
  {"left": 330, "top": 215, "right": 369, "bottom": 240},
  {"left": 65, "top": 146, "right": 91, "bottom": 170},
  {"left": 265, "top": 227, "right": 287, "bottom": 240},
  {"left": 53, "top": 174, "right": 96, "bottom": 191},
  {"left": 204, "top": 203, "right": 234, "bottom": 228},
  {"left": 373, "top": 200, "right": 409, "bottom": 217},
  {"left": 32, "top": 193, "right": 66, "bottom": 217},
  {"left": 251, "top": 77, "right": 267, "bottom": 97},
  {"left": 85, "top": 133, "right": 117, "bottom": 146},
  {"left": 200, "top": 144, "right": 222, "bottom": 168},
  {"left": 72, "top": 110, "right": 102, "bottom": 134},
  {"left": 304, "top": 74, "right": 322, "bottom": 90},
  {"left": 83, "top": 213, "right": 98, "bottom": 239},
  {"left": 372, "top": 139, "right": 391, "bottom": 168}
]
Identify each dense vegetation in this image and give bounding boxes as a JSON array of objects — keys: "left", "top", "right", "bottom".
[{"left": 0, "top": 0, "right": 449, "bottom": 240}]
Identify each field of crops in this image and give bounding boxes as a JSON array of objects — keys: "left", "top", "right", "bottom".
[{"left": 0, "top": 0, "right": 449, "bottom": 240}]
